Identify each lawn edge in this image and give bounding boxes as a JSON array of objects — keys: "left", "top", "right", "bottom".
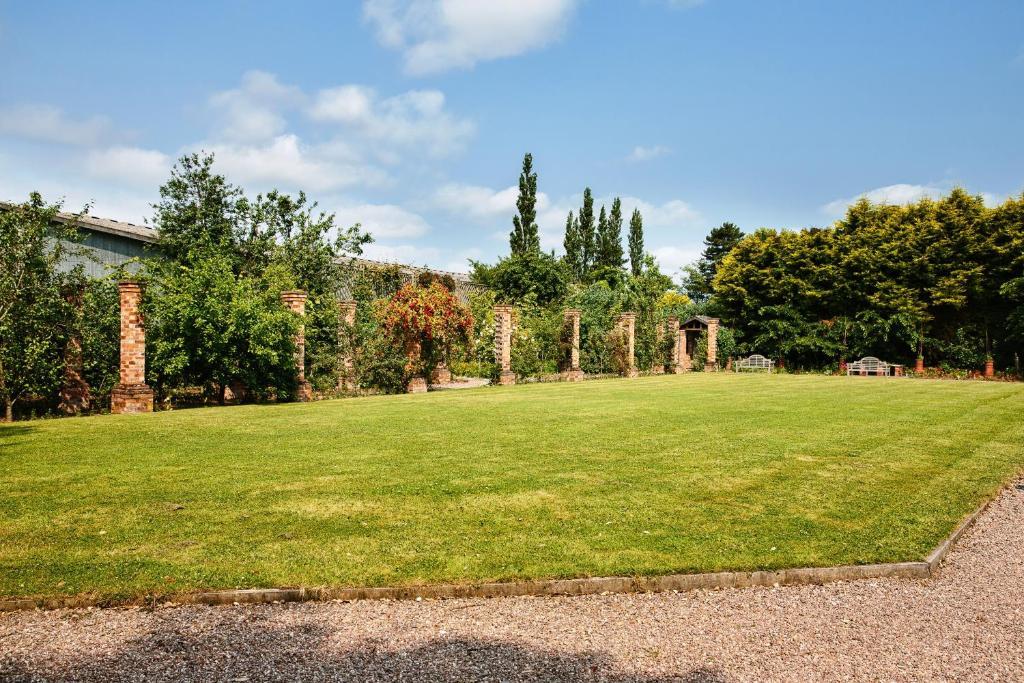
[{"left": 3, "top": 479, "right": 1014, "bottom": 613}]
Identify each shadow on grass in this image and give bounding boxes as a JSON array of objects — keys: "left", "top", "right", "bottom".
[
  {"left": 1, "top": 614, "right": 726, "bottom": 682},
  {"left": 0, "top": 423, "right": 39, "bottom": 452}
]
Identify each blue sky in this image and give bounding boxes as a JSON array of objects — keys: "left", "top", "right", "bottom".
[{"left": 2, "top": 1, "right": 1022, "bottom": 275}]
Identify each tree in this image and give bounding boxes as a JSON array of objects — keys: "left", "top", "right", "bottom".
[
  {"left": 149, "top": 153, "right": 373, "bottom": 398},
  {"left": 578, "top": 188, "right": 596, "bottom": 275},
  {"left": 597, "top": 197, "right": 626, "bottom": 271},
  {"left": 562, "top": 210, "right": 584, "bottom": 280},
  {"left": 628, "top": 208, "right": 644, "bottom": 276},
  {"left": 685, "top": 222, "right": 745, "bottom": 302},
  {"left": 151, "top": 153, "right": 241, "bottom": 266},
  {"left": 0, "top": 194, "right": 81, "bottom": 421},
  {"left": 509, "top": 153, "right": 540, "bottom": 255},
  {"left": 143, "top": 255, "right": 299, "bottom": 403}
]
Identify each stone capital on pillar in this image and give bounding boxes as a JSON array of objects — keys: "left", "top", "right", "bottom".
[
  {"left": 111, "top": 279, "right": 154, "bottom": 414},
  {"left": 281, "top": 290, "right": 312, "bottom": 401}
]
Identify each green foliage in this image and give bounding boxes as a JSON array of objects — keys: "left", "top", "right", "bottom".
[
  {"left": 0, "top": 193, "right": 82, "bottom": 420},
  {"left": 143, "top": 255, "right": 299, "bottom": 403},
  {"left": 509, "top": 153, "right": 540, "bottom": 255},
  {"left": 713, "top": 189, "right": 1024, "bottom": 370},
  {"left": 628, "top": 208, "right": 644, "bottom": 277},
  {"left": 578, "top": 188, "right": 596, "bottom": 275},
  {"left": 562, "top": 210, "right": 583, "bottom": 280},
  {"left": 480, "top": 251, "right": 569, "bottom": 307},
  {"left": 509, "top": 300, "right": 562, "bottom": 378},
  {"left": 684, "top": 221, "right": 744, "bottom": 303},
  {"left": 596, "top": 197, "right": 625, "bottom": 272},
  {"left": 80, "top": 278, "right": 120, "bottom": 405}
]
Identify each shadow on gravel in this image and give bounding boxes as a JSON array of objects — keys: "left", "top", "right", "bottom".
[{"left": 1, "top": 614, "right": 726, "bottom": 682}]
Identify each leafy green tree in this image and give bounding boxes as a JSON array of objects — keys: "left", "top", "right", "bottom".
[
  {"left": 509, "top": 153, "right": 540, "bottom": 255},
  {"left": 562, "top": 210, "right": 584, "bottom": 279},
  {"left": 143, "top": 255, "right": 299, "bottom": 403},
  {"left": 486, "top": 252, "right": 569, "bottom": 307},
  {"left": 685, "top": 222, "right": 744, "bottom": 302},
  {"left": 578, "top": 188, "right": 596, "bottom": 275},
  {"left": 0, "top": 194, "right": 81, "bottom": 421},
  {"left": 628, "top": 208, "right": 644, "bottom": 276}
]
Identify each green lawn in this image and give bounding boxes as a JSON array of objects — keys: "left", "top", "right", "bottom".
[{"left": 2, "top": 374, "right": 1023, "bottom": 603}]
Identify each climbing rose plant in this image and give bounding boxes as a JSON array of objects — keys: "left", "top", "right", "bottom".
[{"left": 376, "top": 282, "right": 474, "bottom": 374}]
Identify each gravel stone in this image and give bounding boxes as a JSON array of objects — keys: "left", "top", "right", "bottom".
[{"left": 2, "top": 482, "right": 1022, "bottom": 682}]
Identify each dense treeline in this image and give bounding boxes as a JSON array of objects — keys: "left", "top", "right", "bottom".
[
  {"left": 470, "top": 153, "right": 718, "bottom": 378},
  {"left": 712, "top": 189, "right": 1024, "bottom": 372}
]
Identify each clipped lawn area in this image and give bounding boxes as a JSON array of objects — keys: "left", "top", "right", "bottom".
[{"left": 2, "top": 373, "right": 1024, "bottom": 603}]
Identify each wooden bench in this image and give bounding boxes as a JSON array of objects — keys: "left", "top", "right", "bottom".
[
  {"left": 734, "top": 354, "right": 774, "bottom": 372},
  {"left": 847, "top": 356, "right": 890, "bottom": 376}
]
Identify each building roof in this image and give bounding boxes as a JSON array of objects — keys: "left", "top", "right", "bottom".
[{"left": 52, "top": 210, "right": 159, "bottom": 244}]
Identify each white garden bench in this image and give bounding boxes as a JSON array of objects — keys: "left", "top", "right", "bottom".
[
  {"left": 734, "top": 354, "right": 774, "bottom": 372},
  {"left": 847, "top": 356, "right": 890, "bottom": 376}
]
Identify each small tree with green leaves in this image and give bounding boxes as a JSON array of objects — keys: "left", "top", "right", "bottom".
[
  {"left": 0, "top": 194, "right": 83, "bottom": 421},
  {"left": 628, "top": 208, "right": 644, "bottom": 276}
]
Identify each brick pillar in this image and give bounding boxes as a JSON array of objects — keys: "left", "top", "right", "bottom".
[
  {"left": 337, "top": 299, "right": 357, "bottom": 391},
  {"left": 406, "top": 339, "right": 428, "bottom": 393},
  {"left": 705, "top": 318, "right": 719, "bottom": 372},
  {"left": 111, "top": 280, "right": 153, "bottom": 414},
  {"left": 59, "top": 284, "right": 90, "bottom": 414},
  {"left": 563, "top": 308, "right": 583, "bottom": 381},
  {"left": 668, "top": 316, "right": 681, "bottom": 373},
  {"left": 281, "top": 290, "right": 312, "bottom": 401},
  {"left": 494, "top": 304, "right": 515, "bottom": 385},
  {"left": 616, "top": 312, "right": 638, "bottom": 378},
  {"left": 984, "top": 358, "right": 994, "bottom": 378},
  {"left": 679, "top": 328, "right": 692, "bottom": 372},
  {"left": 430, "top": 362, "right": 452, "bottom": 385}
]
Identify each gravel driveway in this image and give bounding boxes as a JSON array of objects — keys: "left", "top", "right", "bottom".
[{"left": 2, "top": 481, "right": 1022, "bottom": 682}]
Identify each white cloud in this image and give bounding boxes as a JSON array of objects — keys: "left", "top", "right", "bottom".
[
  {"left": 330, "top": 202, "right": 431, "bottom": 239},
  {"left": 200, "top": 134, "right": 389, "bottom": 193},
  {"left": 650, "top": 245, "right": 701, "bottom": 274},
  {"left": 627, "top": 145, "right": 671, "bottom": 162},
  {"left": 434, "top": 182, "right": 552, "bottom": 218},
  {"left": 0, "top": 104, "right": 110, "bottom": 146},
  {"left": 310, "top": 86, "right": 475, "bottom": 157},
  {"left": 85, "top": 146, "right": 171, "bottom": 187},
  {"left": 822, "top": 183, "right": 945, "bottom": 216},
  {"left": 209, "top": 70, "right": 304, "bottom": 142},
  {"left": 360, "top": 241, "right": 479, "bottom": 273},
  {"left": 363, "top": 0, "right": 578, "bottom": 75}
]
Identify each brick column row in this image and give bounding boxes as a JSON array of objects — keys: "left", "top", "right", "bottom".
[
  {"left": 494, "top": 304, "right": 515, "bottom": 385},
  {"left": 563, "top": 308, "right": 583, "bottom": 381},
  {"left": 111, "top": 280, "right": 154, "bottom": 414},
  {"left": 280, "top": 290, "right": 312, "bottom": 401}
]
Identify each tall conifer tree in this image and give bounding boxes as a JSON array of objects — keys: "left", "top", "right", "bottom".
[
  {"left": 578, "top": 187, "right": 596, "bottom": 274},
  {"left": 509, "top": 153, "right": 540, "bottom": 255},
  {"left": 596, "top": 198, "right": 625, "bottom": 270},
  {"left": 628, "top": 208, "right": 644, "bottom": 276},
  {"left": 562, "top": 210, "right": 583, "bottom": 279}
]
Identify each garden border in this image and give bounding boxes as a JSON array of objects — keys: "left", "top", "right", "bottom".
[{"left": 0, "top": 481, "right": 1010, "bottom": 613}]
